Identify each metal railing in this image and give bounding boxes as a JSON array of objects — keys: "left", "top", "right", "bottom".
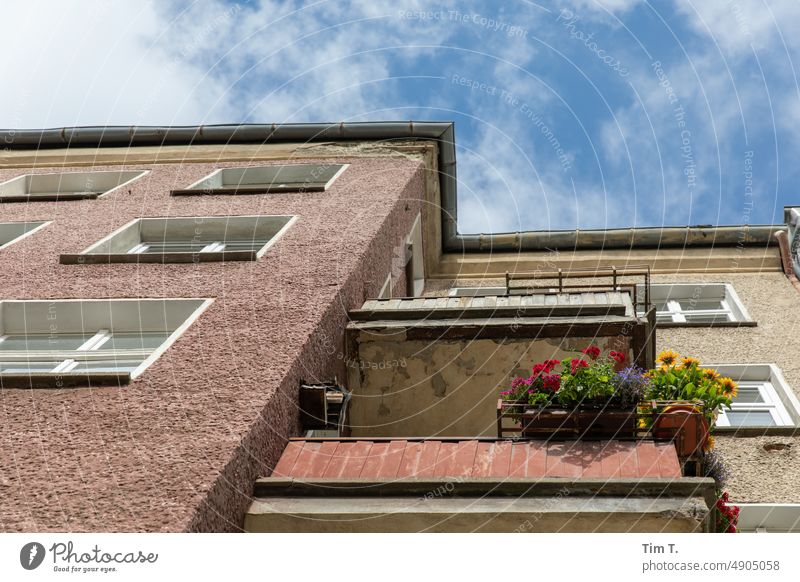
[{"left": 504, "top": 265, "right": 652, "bottom": 316}]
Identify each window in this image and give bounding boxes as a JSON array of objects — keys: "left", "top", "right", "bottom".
[
  {"left": 0, "top": 298, "right": 211, "bottom": 387},
  {"left": 737, "top": 504, "right": 800, "bottom": 532},
  {"left": 0, "top": 170, "right": 147, "bottom": 202},
  {"left": 635, "top": 283, "right": 753, "bottom": 325},
  {"left": 404, "top": 214, "right": 424, "bottom": 296},
  {"left": 378, "top": 274, "right": 392, "bottom": 299},
  {"left": 448, "top": 286, "right": 507, "bottom": 297},
  {"left": 171, "top": 164, "right": 348, "bottom": 196},
  {"left": 0, "top": 221, "right": 49, "bottom": 250},
  {"left": 712, "top": 364, "right": 800, "bottom": 430},
  {"left": 60, "top": 215, "right": 296, "bottom": 264}
]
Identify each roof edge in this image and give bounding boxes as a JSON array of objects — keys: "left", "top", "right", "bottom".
[{"left": 1, "top": 123, "right": 778, "bottom": 251}]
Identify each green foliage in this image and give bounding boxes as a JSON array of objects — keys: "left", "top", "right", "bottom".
[{"left": 556, "top": 357, "right": 618, "bottom": 407}]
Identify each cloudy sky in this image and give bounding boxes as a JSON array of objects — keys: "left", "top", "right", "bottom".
[{"left": 2, "top": 0, "right": 798, "bottom": 234}]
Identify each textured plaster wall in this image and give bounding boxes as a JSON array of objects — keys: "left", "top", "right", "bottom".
[
  {"left": 348, "top": 334, "right": 630, "bottom": 437},
  {"left": 650, "top": 272, "right": 800, "bottom": 504},
  {"left": 0, "top": 154, "right": 424, "bottom": 531}
]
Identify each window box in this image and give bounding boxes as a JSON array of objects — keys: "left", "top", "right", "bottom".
[
  {"left": 0, "top": 298, "right": 211, "bottom": 388},
  {"left": 171, "top": 164, "right": 347, "bottom": 196},
  {"left": 515, "top": 403, "right": 638, "bottom": 439},
  {"left": 60, "top": 215, "right": 296, "bottom": 264},
  {"left": 0, "top": 170, "right": 147, "bottom": 202},
  {"left": 497, "top": 400, "right": 709, "bottom": 459}
]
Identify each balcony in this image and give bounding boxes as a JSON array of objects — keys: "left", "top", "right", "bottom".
[
  {"left": 245, "top": 437, "right": 714, "bottom": 532},
  {"left": 345, "top": 267, "right": 655, "bottom": 438},
  {"left": 246, "top": 266, "right": 719, "bottom": 532}
]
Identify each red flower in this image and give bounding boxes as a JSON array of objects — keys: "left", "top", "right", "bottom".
[
  {"left": 725, "top": 525, "right": 737, "bottom": 533},
  {"left": 582, "top": 346, "right": 601, "bottom": 360},
  {"left": 571, "top": 358, "right": 589, "bottom": 374},
  {"left": 543, "top": 374, "right": 561, "bottom": 391},
  {"left": 721, "top": 491, "right": 729, "bottom": 502},
  {"left": 609, "top": 351, "right": 626, "bottom": 364},
  {"left": 532, "top": 363, "right": 546, "bottom": 376},
  {"left": 543, "top": 359, "right": 560, "bottom": 373}
]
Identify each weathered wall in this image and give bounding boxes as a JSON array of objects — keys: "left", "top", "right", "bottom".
[
  {"left": 0, "top": 150, "right": 425, "bottom": 531},
  {"left": 348, "top": 333, "right": 631, "bottom": 437},
  {"left": 245, "top": 495, "right": 709, "bottom": 532},
  {"left": 436, "top": 271, "right": 800, "bottom": 503}
]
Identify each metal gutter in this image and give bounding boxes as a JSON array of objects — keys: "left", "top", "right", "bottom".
[
  {"left": 783, "top": 207, "right": 800, "bottom": 281},
  {"left": 0, "top": 123, "right": 778, "bottom": 251}
]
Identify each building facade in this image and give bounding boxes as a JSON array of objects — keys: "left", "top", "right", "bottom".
[{"left": 2, "top": 123, "right": 798, "bottom": 532}]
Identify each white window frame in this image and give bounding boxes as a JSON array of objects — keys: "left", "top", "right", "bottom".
[
  {"left": 0, "top": 298, "right": 213, "bottom": 382},
  {"left": 0, "top": 221, "right": 50, "bottom": 251},
  {"left": 448, "top": 286, "right": 507, "bottom": 297},
  {"left": 636, "top": 283, "right": 752, "bottom": 324},
  {"left": 710, "top": 364, "right": 800, "bottom": 430},
  {"left": 737, "top": 504, "right": 800, "bottom": 533},
  {"left": 69, "top": 215, "right": 297, "bottom": 262},
  {"left": 176, "top": 164, "right": 349, "bottom": 194},
  {"left": 0, "top": 170, "right": 148, "bottom": 200},
  {"left": 405, "top": 214, "right": 425, "bottom": 297},
  {"left": 378, "top": 274, "right": 392, "bottom": 299}
]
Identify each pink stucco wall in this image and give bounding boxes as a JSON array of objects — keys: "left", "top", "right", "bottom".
[{"left": 0, "top": 155, "right": 424, "bottom": 531}]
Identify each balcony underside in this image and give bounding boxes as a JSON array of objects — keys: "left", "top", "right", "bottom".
[{"left": 245, "top": 438, "right": 714, "bottom": 532}]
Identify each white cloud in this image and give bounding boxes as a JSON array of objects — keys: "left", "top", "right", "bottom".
[
  {"left": 562, "top": 0, "right": 645, "bottom": 15},
  {"left": 0, "top": 0, "right": 235, "bottom": 127},
  {"left": 674, "top": 0, "right": 800, "bottom": 57}
]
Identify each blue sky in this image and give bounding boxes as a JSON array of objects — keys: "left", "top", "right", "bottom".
[{"left": 2, "top": 1, "right": 799, "bottom": 234}]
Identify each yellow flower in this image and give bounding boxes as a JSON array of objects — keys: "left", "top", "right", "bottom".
[
  {"left": 719, "top": 377, "right": 738, "bottom": 398},
  {"left": 656, "top": 350, "right": 680, "bottom": 367},
  {"left": 702, "top": 368, "right": 720, "bottom": 381},
  {"left": 680, "top": 356, "right": 701, "bottom": 368},
  {"left": 704, "top": 435, "right": 715, "bottom": 452}
]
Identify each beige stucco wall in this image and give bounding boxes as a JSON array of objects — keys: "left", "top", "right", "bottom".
[
  {"left": 650, "top": 271, "right": 800, "bottom": 504},
  {"left": 347, "top": 333, "right": 630, "bottom": 438},
  {"left": 434, "top": 271, "right": 800, "bottom": 503}
]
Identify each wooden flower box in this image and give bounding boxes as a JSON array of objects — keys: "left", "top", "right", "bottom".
[
  {"left": 497, "top": 401, "right": 638, "bottom": 439},
  {"left": 496, "top": 399, "right": 709, "bottom": 460}
]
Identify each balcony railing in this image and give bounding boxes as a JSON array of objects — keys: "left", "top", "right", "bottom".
[{"left": 505, "top": 264, "right": 652, "bottom": 316}]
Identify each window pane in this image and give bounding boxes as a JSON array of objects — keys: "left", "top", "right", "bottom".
[
  {"left": 97, "top": 332, "right": 169, "bottom": 351},
  {"left": 220, "top": 239, "right": 270, "bottom": 251},
  {"left": 655, "top": 313, "right": 674, "bottom": 323},
  {"left": 0, "top": 361, "right": 60, "bottom": 373},
  {"left": 682, "top": 313, "right": 732, "bottom": 323},
  {"left": 733, "top": 387, "right": 765, "bottom": 404},
  {"left": 678, "top": 299, "right": 725, "bottom": 311},
  {"left": 140, "top": 242, "right": 209, "bottom": 253},
  {"left": 0, "top": 334, "right": 92, "bottom": 351},
  {"left": 725, "top": 410, "right": 776, "bottom": 427},
  {"left": 71, "top": 360, "right": 141, "bottom": 373}
]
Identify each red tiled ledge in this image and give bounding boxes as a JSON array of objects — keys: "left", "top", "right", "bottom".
[{"left": 270, "top": 437, "right": 683, "bottom": 480}]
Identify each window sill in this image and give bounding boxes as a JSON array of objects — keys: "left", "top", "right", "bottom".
[
  {"left": 170, "top": 185, "right": 325, "bottom": 196},
  {"left": 0, "top": 193, "right": 99, "bottom": 203},
  {"left": 0, "top": 371, "right": 131, "bottom": 389},
  {"left": 60, "top": 251, "right": 258, "bottom": 264},
  {"left": 656, "top": 321, "right": 758, "bottom": 328},
  {"left": 715, "top": 426, "right": 799, "bottom": 437}
]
